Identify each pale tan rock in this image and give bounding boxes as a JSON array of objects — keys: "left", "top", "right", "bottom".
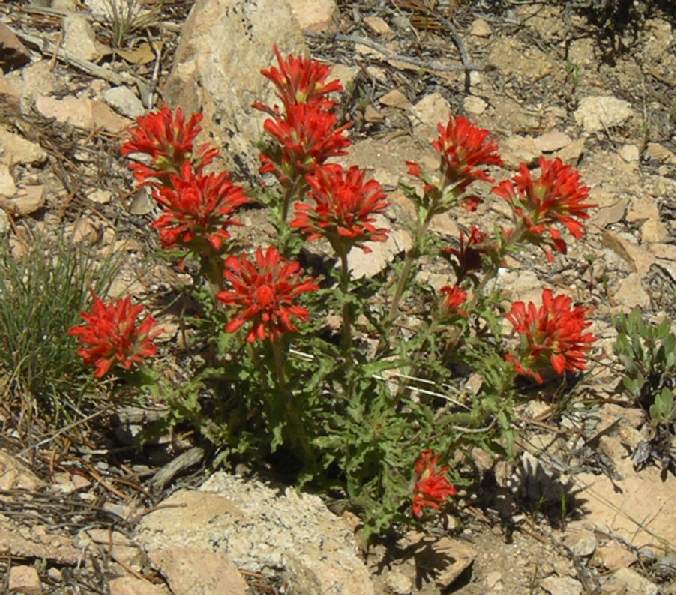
[
  {"left": 556, "top": 138, "right": 585, "bottom": 164},
  {"left": 364, "top": 15, "right": 393, "bottom": 37},
  {"left": 598, "top": 435, "right": 626, "bottom": 461},
  {"left": 497, "top": 269, "right": 544, "bottom": 306},
  {"left": 35, "top": 96, "right": 130, "bottom": 133},
  {"left": 0, "top": 526, "right": 79, "bottom": 565},
  {"left": 72, "top": 217, "right": 99, "bottom": 244},
  {"left": 89, "top": 189, "right": 112, "bottom": 204},
  {"left": 365, "top": 65, "right": 387, "bottom": 82},
  {"left": 645, "top": 142, "right": 676, "bottom": 164},
  {"left": 590, "top": 190, "right": 625, "bottom": 227},
  {"left": 108, "top": 576, "right": 169, "bottom": 595},
  {"left": 594, "top": 544, "right": 637, "bottom": 571},
  {"left": 0, "top": 450, "right": 42, "bottom": 490},
  {"left": 618, "top": 144, "right": 640, "bottom": 163},
  {"left": 398, "top": 533, "right": 476, "bottom": 590},
  {"left": 0, "top": 73, "right": 20, "bottom": 103},
  {"left": 379, "top": 89, "right": 412, "bottom": 110},
  {"left": 330, "top": 64, "right": 359, "bottom": 92},
  {"left": 161, "top": 0, "right": 305, "bottom": 178},
  {"left": 602, "top": 231, "right": 655, "bottom": 275},
  {"left": 0, "top": 164, "right": 16, "bottom": 197},
  {"left": 386, "top": 570, "right": 414, "bottom": 594},
  {"left": 364, "top": 105, "right": 384, "bottom": 123},
  {"left": 149, "top": 547, "right": 248, "bottom": 595},
  {"left": 571, "top": 456, "right": 676, "bottom": 550},
  {"left": 564, "top": 530, "right": 597, "bottom": 557},
  {"left": 501, "top": 135, "right": 540, "bottom": 169},
  {"left": 626, "top": 196, "right": 659, "bottom": 224},
  {"left": 8, "top": 565, "right": 41, "bottom": 594},
  {"left": 348, "top": 224, "right": 412, "bottom": 279},
  {"left": 470, "top": 18, "right": 492, "bottom": 37},
  {"left": 489, "top": 96, "right": 541, "bottom": 133},
  {"left": 640, "top": 219, "right": 668, "bottom": 243},
  {"left": 0, "top": 127, "right": 47, "bottom": 166},
  {"left": 62, "top": 14, "right": 108, "bottom": 62},
  {"left": 601, "top": 568, "right": 658, "bottom": 594},
  {"left": 0, "top": 209, "right": 9, "bottom": 234},
  {"left": 488, "top": 38, "right": 552, "bottom": 81},
  {"left": 80, "top": 528, "right": 142, "bottom": 568},
  {"left": 574, "top": 96, "right": 633, "bottom": 133},
  {"left": 287, "top": 0, "right": 336, "bottom": 32},
  {"left": 13, "top": 185, "right": 46, "bottom": 216},
  {"left": 463, "top": 95, "right": 487, "bottom": 115},
  {"left": 542, "top": 576, "right": 582, "bottom": 595},
  {"left": 16, "top": 62, "right": 58, "bottom": 110},
  {"left": 611, "top": 273, "right": 650, "bottom": 309},
  {"left": 411, "top": 92, "right": 450, "bottom": 128},
  {"left": 103, "top": 86, "right": 144, "bottom": 119},
  {"left": 535, "top": 131, "right": 572, "bottom": 153},
  {"left": 429, "top": 212, "right": 459, "bottom": 238},
  {"left": 648, "top": 242, "right": 676, "bottom": 262},
  {"left": 137, "top": 480, "right": 375, "bottom": 595}
]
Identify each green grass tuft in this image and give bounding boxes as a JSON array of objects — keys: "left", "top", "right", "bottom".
[{"left": 0, "top": 232, "right": 122, "bottom": 423}]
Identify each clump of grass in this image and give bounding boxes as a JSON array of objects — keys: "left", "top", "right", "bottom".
[
  {"left": 103, "top": 0, "right": 161, "bottom": 49},
  {"left": 0, "top": 232, "right": 122, "bottom": 424}
]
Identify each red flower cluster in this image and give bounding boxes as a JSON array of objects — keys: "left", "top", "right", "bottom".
[
  {"left": 440, "top": 285, "right": 468, "bottom": 317},
  {"left": 412, "top": 450, "right": 457, "bottom": 518},
  {"left": 493, "top": 157, "right": 594, "bottom": 260},
  {"left": 152, "top": 163, "right": 250, "bottom": 250},
  {"left": 443, "top": 225, "right": 487, "bottom": 281},
  {"left": 217, "top": 246, "right": 319, "bottom": 343},
  {"left": 260, "top": 104, "right": 351, "bottom": 187},
  {"left": 291, "top": 164, "right": 389, "bottom": 253},
  {"left": 259, "top": 45, "right": 342, "bottom": 111},
  {"left": 505, "top": 289, "right": 595, "bottom": 384},
  {"left": 121, "top": 107, "right": 218, "bottom": 186},
  {"left": 432, "top": 116, "right": 502, "bottom": 189},
  {"left": 68, "top": 294, "right": 160, "bottom": 378},
  {"left": 256, "top": 49, "right": 350, "bottom": 188}
]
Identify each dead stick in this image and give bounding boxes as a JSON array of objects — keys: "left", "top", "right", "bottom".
[{"left": 328, "top": 33, "right": 485, "bottom": 73}]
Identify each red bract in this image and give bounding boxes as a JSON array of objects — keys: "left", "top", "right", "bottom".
[
  {"left": 432, "top": 116, "right": 502, "bottom": 189},
  {"left": 443, "top": 225, "right": 487, "bottom": 280},
  {"left": 440, "top": 285, "right": 468, "bottom": 317},
  {"left": 505, "top": 289, "right": 595, "bottom": 384},
  {"left": 121, "top": 107, "right": 218, "bottom": 186},
  {"left": 492, "top": 157, "right": 594, "bottom": 260},
  {"left": 217, "top": 246, "right": 319, "bottom": 343},
  {"left": 151, "top": 163, "right": 250, "bottom": 251},
  {"left": 68, "top": 294, "right": 160, "bottom": 378},
  {"left": 260, "top": 103, "right": 351, "bottom": 186},
  {"left": 412, "top": 450, "right": 457, "bottom": 518},
  {"left": 291, "top": 164, "right": 389, "bottom": 253},
  {"left": 257, "top": 45, "right": 342, "bottom": 111}
]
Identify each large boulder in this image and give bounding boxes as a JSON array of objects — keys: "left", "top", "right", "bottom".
[
  {"left": 135, "top": 474, "right": 375, "bottom": 595},
  {"left": 161, "top": 0, "right": 306, "bottom": 179}
]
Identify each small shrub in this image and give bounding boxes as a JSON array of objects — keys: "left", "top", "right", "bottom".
[
  {"left": 614, "top": 308, "right": 675, "bottom": 425},
  {"left": 85, "top": 46, "right": 601, "bottom": 541},
  {"left": 0, "top": 233, "right": 121, "bottom": 422}
]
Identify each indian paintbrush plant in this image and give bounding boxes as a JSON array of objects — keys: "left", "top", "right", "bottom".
[{"left": 70, "top": 45, "right": 599, "bottom": 540}]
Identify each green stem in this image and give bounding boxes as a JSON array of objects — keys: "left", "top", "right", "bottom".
[
  {"left": 200, "top": 252, "right": 224, "bottom": 297},
  {"left": 338, "top": 249, "right": 352, "bottom": 352},
  {"left": 270, "top": 339, "right": 287, "bottom": 389},
  {"left": 378, "top": 207, "right": 434, "bottom": 352}
]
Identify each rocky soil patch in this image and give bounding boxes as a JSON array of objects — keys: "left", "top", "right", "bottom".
[{"left": 0, "top": 0, "right": 674, "bottom": 593}]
